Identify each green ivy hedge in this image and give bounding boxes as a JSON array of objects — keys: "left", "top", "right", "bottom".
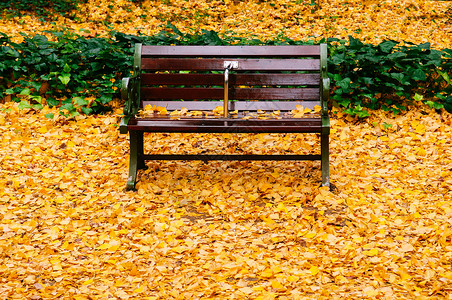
[
  {"left": 1, "top": 30, "right": 132, "bottom": 116},
  {"left": 0, "top": 26, "right": 451, "bottom": 117},
  {"left": 328, "top": 36, "right": 452, "bottom": 116}
]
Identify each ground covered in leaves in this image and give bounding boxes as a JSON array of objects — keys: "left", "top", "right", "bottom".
[
  {"left": 0, "top": 102, "right": 451, "bottom": 299},
  {"left": 1, "top": 0, "right": 451, "bottom": 49},
  {"left": 1, "top": 0, "right": 451, "bottom": 298}
]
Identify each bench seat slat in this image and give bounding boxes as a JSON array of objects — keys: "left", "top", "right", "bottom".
[
  {"left": 127, "top": 118, "right": 322, "bottom": 133},
  {"left": 141, "top": 58, "right": 320, "bottom": 71},
  {"left": 141, "top": 100, "right": 321, "bottom": 111},
  {"left": 141, "top": 87, "right": 320, "bottom": 100},
  {"left": 141, "top": 73, "right": 321, "bottom": 86},
  {"left": 141, "top": 45, "right": 321, "bottom": 57}
]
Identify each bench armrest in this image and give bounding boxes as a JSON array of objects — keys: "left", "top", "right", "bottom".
[
  {"left": 120, "top": 76, "right": 140, "bottom": 134},
  {"left": 119, "top": 115, "right": 131, "bottom": 134},
  {"left": 321, "top": 77, "right": 330, "bottom": 116},
  {"left": 122, "top": 77, "right": 140, "bottom": 116},
  {"left": 121, "top": 77, "right": 130, "bottom": 102}
]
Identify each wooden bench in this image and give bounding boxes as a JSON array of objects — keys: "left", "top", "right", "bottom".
[{"left": 120, "top": 44, "right": 330, "bottom": 190}]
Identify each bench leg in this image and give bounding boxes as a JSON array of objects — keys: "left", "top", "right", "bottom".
[
  {"left": 321, "top": 132, "right": 330, "bottom": 188},
  {"left": 126, "top": 131, "right": 145, "bottom": 190},
  {"left": 136, "top": 132, "right": 146, "bottom": 170}
]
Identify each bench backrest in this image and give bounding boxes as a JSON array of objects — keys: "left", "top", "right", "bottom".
[{"left": 134, "top": 44, "right": 328, "bottom": 114}]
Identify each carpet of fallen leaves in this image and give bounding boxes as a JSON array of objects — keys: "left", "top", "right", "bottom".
[
  {"left": 0, "top": 101, "right": 451, "bottom": 299},
  {"left": 1, "top": 0, "right": 452, "bottom": 298},
  {"left": 1, "top": 0, "right": 451, "bottom": 49}
]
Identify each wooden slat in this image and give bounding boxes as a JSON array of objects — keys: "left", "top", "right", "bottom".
[
  {"left": 142, "top": 100, "right": 223, "bottom": 111},
  {"left": 141, "top": 100, "right": 321, "bottom": 111},
  {"left": 131, "top": 118, "right": 322, "bottom": 125},
  {"left": 142, "top": 45, "right": 321, "bottom": 57},
  {"left": 232, "top": 73, "right": 320, "bottom": 86},
  {"left": 141, "top": 73, "right": 321, "bottom": 86},
  {"left": 141, "top": 58, "right": 320, "bottom": 71},
  {"left": 142, "top": 154, "right": 322, "bottom": 161},
  {"left": 232, "top": 88, "right": 319, "bottom": 100},
  {"left": 128, "top": 118, "right": 322, "bottom": 133},
  {"left": 141, "top": 87, "right": 320, "bottom": 100},
  {"left": 141, "top": 87, "right": 222, "bottom": 100},
  {"left": 234, "top": 100, "right": 320, "bottom": 111},
  {"left": 142, "top": 73, "right": 223, "bottom": 86}
]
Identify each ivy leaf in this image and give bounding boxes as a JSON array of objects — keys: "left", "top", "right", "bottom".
[
  {"left": 18, "top": 100, "right": 32, "bottom": 109},
  {"left": 63, "top": 63, "right": 71, "bottom": 73},
  {"left": 19, "top": 88, "right": 31, "bottom": 96},
  {"left": 73, "top": 97, "right": 89, "bottom": 106},
  {"left": 379, "top": 40, "right": 398, "bottom": 53}
]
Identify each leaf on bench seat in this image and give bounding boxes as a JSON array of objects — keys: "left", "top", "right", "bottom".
[
  {"left": 290, "top": 104, "right": 322, "bottom": 118},
  {"left": 170, "top": 107, "right": 189, "bottom": 116},
  {"left": 213, "top": 106, "right": 224, "bottom": 116},
  {"left": 139, "top": 105, "right": 168, "bottom": 116}
]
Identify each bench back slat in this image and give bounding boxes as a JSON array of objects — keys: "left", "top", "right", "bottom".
[
  {"left": 141, "top": 73, "right": 321, "bottom": 86},
  {"left": 141, "top": 45, "right": 321, "bottom": 57},
  {"left": 141, "top": 58, "right": 320, "bottom": 71}
]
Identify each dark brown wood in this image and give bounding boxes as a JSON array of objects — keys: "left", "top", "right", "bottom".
[
  {"left": 233, "top": 100, "right": 321, "bottom": 111},
  {"left": 141, "top": 100, "right": 322, "bottom": 111},
  {"left": 141, "top": 87, "right": 319, "bottom": 100},
  {"left": 142, "top": 73, "right": 224, "bottom": 86},
  {"left": 141, "top": 87, "right": 223, "bottom": 100},
  {"left": 231, "top": 88, "right": 319, "bottom": 100},
  {"left": 141, "top": 58, "right": 320, "bottom": 71},
  {"left": 128, "top": 118, "right": 322, "bottom": 133},
  {"left": 142, "top": 154, "right": 322, "bottom": 161},
  {"left": 141, "top": 73, "right": 321, "bottom": 86},
  {"left": 141, "top": 100, "right": 223, "bottom": 111},
  {"left": 130, "top": 118, "right": 321, "bottom": 125},
  {"left": 231, "top": 73, "right": 321, "bottom": 86},
  {"left": 141, "top": 45, "right": 322, "bottom": 58}
]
